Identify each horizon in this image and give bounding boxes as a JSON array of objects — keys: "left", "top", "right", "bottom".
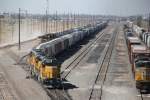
[{"left": 0, "top": 0, "right": 150, "bottom": 17}]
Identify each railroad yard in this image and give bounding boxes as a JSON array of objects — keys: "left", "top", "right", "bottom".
[
  {"left": 0, "top": 21, "right": 149, "bottom": 100},
  {"left": 0, "top": 0, "right": 150, "bottom": 100}
]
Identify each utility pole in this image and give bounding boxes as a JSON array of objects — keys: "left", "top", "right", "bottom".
[
  {"left": 73, "top": 13, "right": 75, "bottom": 27},
  {"left": 18, "top": 8, "right": 21, "bottom": 50},
  {"left": 11, "top": 17, "right": 15, "bottom": 41},
  {"left": 31, "top": 17, "right": 32, "bottom": 34},
  {"left": 56, "top": 11, "right": 58, "bottom": 32},
  {"left": 0, "top": 17, "right": 1, "bottom": 43},
  {"left": 70, "top": 13, "right": 72, "bottom": 29},
  {"left": 67, "top": 13, "right": 69, "bottom": 29},
  {"left": 25, "top": 10, "right": 28, "bottom": 34},
  {"left": 78, "top": 14, "right": 80, "bottom": 27},
  {"left": 63, "top": 13, "right": 65, "bottom": 31},
  {"left": 45, "top": 0, "right": 49, "bottom": 33},
  {"left": 136, "top": 15, "right": 142, "bottom": 27},
  {"left": 148, "top": 13, "right": 150, "bottom": 32}
]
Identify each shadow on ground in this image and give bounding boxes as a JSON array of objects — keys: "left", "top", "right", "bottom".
[{"left": 55, "top": 31, "right": 99, "bottom": 64}]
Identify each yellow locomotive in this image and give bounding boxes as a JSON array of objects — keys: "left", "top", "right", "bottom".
[
  {"left": 134, "top": 56, "right": 150, "bottom": 82},
  {"left": 131, "top": 45, "right": 150, "bottom": 89},
  {"left": 27, "top": 49, "right": 61, "bottom": 87}
]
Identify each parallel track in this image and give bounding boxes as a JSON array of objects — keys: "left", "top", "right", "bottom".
[
  {"left": 44, "top": 88, "right": 71, "bottom": 100},
  {"left": 45, "top": 26, "right": 113, "bottom": 100},
  {"left": 140, "top": 90, "right": 144, "bottom": 100},
  {"left": 60, "top": 26, "right": 112, "bottom": 79},
  {"left": 88, "top": 26, "right": 118, "bottom": 100},
  {"left": 0, "top": 72, "right": 17, "bottom": 100},
  {"left": 139, "top": 89, "right": 150, "bottom": 100},
  {"left": 6, "top": 25, "right": 116, "bottom": 100}
]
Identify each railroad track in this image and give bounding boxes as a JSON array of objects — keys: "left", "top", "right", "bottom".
[
  {"left": 45, "top": 26, "right": 113, "bottom": 100},
  {"left": 88, "top": 26, "right": 118, "bottom": 100},
  {"left": 140, "top": 90, "right": 144, "bottom": 100},
  {"left": 139, "top": 89, "right": 150, "bottom": 100},
  {"left": 60, "top": 26, "right": 113, "bottom": 79},
  {"left": 0, "top": 72, "right": 17, "bottom": 100},
  {"left": 44, "top": 88, "right": 72, "bottom": 100},
  {"left": 4, "top": 25, "right": 115, "bottom": 100}
]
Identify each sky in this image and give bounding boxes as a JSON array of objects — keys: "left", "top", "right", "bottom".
[{"left": 0, "top": 0, "right": 150, "bottom": 16}]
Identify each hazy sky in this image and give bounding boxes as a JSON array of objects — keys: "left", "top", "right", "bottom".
[{"left": 0, "top": 0, "right": 150, "bottom": 16}]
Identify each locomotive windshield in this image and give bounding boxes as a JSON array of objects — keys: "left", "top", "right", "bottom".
[
  {"left": 135, "top": 61, "right": 150, "bottom": 68},
  {"left": 42, "top": 58, "right": 58, "bottom": 66}
]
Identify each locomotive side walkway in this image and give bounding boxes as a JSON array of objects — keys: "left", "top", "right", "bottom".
[{"left": 101, "top": 24, "right": 141, "bottom": 100}]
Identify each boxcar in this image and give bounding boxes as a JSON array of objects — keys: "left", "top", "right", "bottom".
[{"left": 127, "top": 37, "right": 141, "bottom": 62}]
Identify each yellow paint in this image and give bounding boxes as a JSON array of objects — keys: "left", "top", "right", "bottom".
[
  {"left": 27, "top": 53, "right": 60, "bottom": 80},
  {"left": 135, "top": 71, "right": 142, "bottom": 81}
]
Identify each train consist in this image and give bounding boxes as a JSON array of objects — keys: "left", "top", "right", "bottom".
[
  {"left": 38, "top": 29, "right": 74, "bottom": 42},
  {"left": 38, "top": 24, "right": 94, "bottom": 42},
  {"left": 124, "top": 22, "right": 150, "bottom": 89},
  {"left": 27, "top": 22, "right": 107, "bottom": 87}
]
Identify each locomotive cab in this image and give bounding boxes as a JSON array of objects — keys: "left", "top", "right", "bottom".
[
  {"left": 40, "top": 57, "right": 62, "bottom": 88},
  {"left": 131, "top": 45, "right": 150, "bottom": 89},
  {"left": 27, "top": 49, "right": 61, "bottom": 87},
  {"left": 41, "top": 58, "right": 60, "bottom": 81},
  {"left": 133, "top": 55, "right": 150, "bottom": 89},
  {"left": 27, "top": 49, "right": 45, "bottom": 67}
]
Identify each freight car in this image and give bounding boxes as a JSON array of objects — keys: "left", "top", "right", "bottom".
[
  {"left": 27, "top": 22, "right": 107, "bottom": 86},
  {"left": 142, "top": 32, "right": 150, "bottom": 48},
  {"left": 38, "top": 29, "right": 74, "bottom": 42},
  {"left": 124, "top": 25, "right": 150, "bottom": 89},
  {"left": 126, "top": 37, "right": 141, "bottom": 62},
  {"left": 38, "top": 22, "right": 106, "bottom": 43},
  {"left": 147, "top": 36, "right": 150, "bottom": 48}
]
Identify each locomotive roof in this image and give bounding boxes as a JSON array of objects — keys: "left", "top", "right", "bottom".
[
  {"left": 36, "top": 37, "right": 62, "bottom": 49},
  {"left": 135, "top": 56, "right": 150, "bottom": 62},
  {"left": 131, "top": 45, "right": 150, "bottom": 54},
  {"left": 143, "top": 32, "right": 150, "bottom": 34}
]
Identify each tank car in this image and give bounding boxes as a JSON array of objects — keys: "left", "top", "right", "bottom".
[{"left": 147, "top": 35, "right": 150, "bottom": 48}]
